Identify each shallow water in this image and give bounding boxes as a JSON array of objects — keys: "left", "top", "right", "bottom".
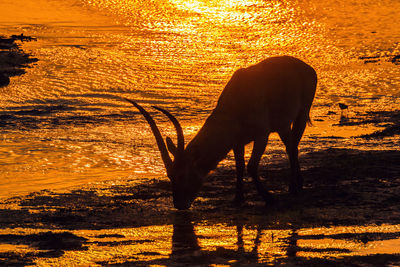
[
  {"left": 1, "top": 0, "right": 399, "bottom": 198},
  {"left": 1, "top": 221, "right": 399, "bottom": 265},
  {"left": 0, "top": 1, "right": 400, "bottom": 263}
]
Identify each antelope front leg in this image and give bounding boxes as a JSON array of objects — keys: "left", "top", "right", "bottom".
[
  {"left": 247, "top": 135, "right": 274, "bottom": 204},
  {"left": 233, "top": 145, "right": 245, "bottom": 205}
]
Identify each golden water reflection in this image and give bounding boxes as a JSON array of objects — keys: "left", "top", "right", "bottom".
[
  {"left": 0, "top": 0, "right": 399, "bottom": 264},
  {"left": 1, "top": 0, "right": 399, "bottom": 197},
  {"left": 1, "top": 215, "right": 397, "bottom": 265}
]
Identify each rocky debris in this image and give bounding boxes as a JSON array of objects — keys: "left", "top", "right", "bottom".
[
  {"left": 359, "top": 54, "right": 400, "bottom": 65},
  {"left": 0, "top": 34, "right": 38, "bottom": 87},
  {"left": 392, "top": 54, "right": 400, "bottom": 65},
  {"left": 0, "top": 72, "right": 9, "bottom": 88}
]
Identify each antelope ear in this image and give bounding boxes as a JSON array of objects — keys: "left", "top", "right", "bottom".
[{"left": 166, "top": 137, "right": 178, "bottom": 157}]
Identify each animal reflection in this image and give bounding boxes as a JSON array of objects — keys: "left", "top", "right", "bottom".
[
  {"left": 170, "top": 212, "right": 262, "bottom": 264},
  {"left": 169, "top": 213, "right": 307, "bottom": 265}
]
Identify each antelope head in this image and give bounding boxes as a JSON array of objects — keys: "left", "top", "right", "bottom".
[{"left": 126, "top": 99, "right": 202, "bottom": 210}]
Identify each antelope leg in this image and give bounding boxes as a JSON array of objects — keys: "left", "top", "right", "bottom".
[
  {"left": 247, "top": 135, "right": 273, "bottom": 204},
  {"left": 278, "top": 128, "right": 302, "bottom": 194},
  {"left": 233, "top": 145, "right": 245, "bottom": 205}
]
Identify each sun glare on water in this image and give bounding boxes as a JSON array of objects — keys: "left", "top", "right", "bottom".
[{"left": 0, "top": 0, "right": 400, "bottom": 265}]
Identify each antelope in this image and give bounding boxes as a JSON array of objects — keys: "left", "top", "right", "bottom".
[{"left": 127, "top": 56, "right": 317, "bottom": 210}]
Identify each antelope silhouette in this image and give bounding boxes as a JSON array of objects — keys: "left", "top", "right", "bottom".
[{"left": 127, "top": 56, "right": 317, "bottom": 210}]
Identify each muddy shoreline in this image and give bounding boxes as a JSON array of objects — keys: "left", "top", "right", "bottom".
[{"left": 0, "top": 142, "right": 399, "bottom": 265}]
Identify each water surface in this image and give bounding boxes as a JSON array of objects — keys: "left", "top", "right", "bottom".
[{"left": 0, "top": 0, "right": 399, "bottom": 214}]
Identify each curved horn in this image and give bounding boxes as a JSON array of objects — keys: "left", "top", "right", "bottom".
[
  {"left": 125, "top": 99, "right": 173, "bottom": 172},
  {"left": 152, "top": 106, "right": 184, "bottom": 155}
]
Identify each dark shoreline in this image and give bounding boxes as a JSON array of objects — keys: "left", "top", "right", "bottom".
[{"left": 0, "top": 145, "right": 399, "bottom": 265}]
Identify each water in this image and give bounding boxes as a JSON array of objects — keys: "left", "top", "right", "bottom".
[
  {"left": 1, "top": 223, "right": 398, "bottom": 265},
  {"left": 0, "top": 0, "right": 400, "bottom": 197}
]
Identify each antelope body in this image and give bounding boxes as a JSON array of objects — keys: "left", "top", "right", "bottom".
[{"left": 128, "top": 56, "right": 317, "bottom": 210}]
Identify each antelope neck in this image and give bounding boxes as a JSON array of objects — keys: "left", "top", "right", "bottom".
[{"left": 184, "top": 114, "right": 238, "bottom": 176}]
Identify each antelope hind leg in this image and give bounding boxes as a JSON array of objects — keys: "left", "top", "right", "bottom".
[{"left": 278, "top": 128, "right": 302, "bottom": 195}]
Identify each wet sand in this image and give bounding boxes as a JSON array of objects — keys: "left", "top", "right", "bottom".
[{"left": 0, "top": 112, "right": 399, "bottom": 265}]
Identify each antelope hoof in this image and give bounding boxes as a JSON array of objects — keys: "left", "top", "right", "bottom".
[
  {"left": 261, "top": 192, "right": 275, "bottom": 206},
  {"left": 289, "top": 185, "right": 303, "bottom": 196},
  {"left": 233, "top": 194, "right": 245, "bottom": 206}
]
